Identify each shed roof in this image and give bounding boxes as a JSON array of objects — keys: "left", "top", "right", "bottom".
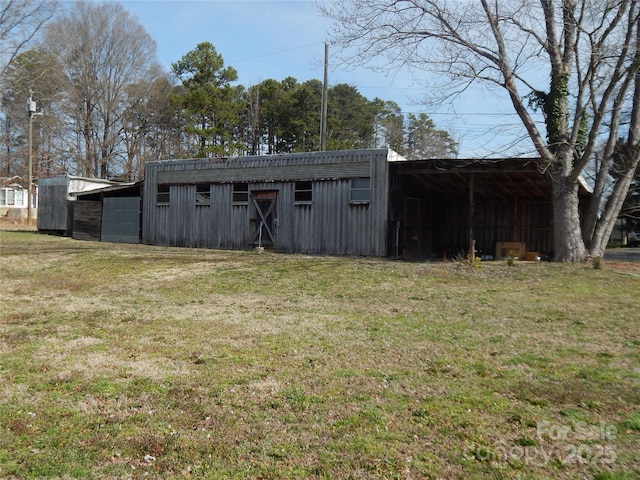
[
  {"left": 147, "top": 149, "right": 399, "bottom": 184},
  {"left": 37, "top": 175, "right": 118, "bottom": 191},
  {"left": 391, "top": 157, "right": 592, "bottom": 200},
  {"left": 75, "top": 182, "right": 142, "bottom": 201}
]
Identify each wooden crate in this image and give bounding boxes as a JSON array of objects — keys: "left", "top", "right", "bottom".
[{"left": 495, "top": 242, "right": 526, "bottom": 259}]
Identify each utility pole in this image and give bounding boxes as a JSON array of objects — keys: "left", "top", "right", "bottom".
[
  {"left": 320, "top": 43, "right": 328, "bottom": 151},
  {"left": 27, "top": 90, "right": 41, "bottom": 225}
]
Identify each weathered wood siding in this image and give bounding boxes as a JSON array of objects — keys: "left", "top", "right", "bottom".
[
  {"left": 438, "top": 199, "right": 553, "bottom": 257},
  {"left": 72, "top": 200, "right": 101, "bottom": 241},
  {"left": 142, "top": 150, "right": 391, "bottom": 256}
]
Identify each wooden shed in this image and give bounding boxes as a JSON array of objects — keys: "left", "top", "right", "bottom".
[
  {"left": 142, "top": 150, "right": 590, "bottom": 259},
  {"left": 143, "top": 149, "right": 400, "bottom": 256},
  {"left": 37, "top": 176, "right": 117, "bottom": 235}
]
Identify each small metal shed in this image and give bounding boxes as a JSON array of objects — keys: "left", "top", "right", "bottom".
[{"left": 37, "top": 176, "right": 117, "bottom": 235}]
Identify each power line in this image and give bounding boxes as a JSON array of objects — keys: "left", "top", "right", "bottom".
[{"left": 229, "top": 42, "right": 324, "bottom": 64}]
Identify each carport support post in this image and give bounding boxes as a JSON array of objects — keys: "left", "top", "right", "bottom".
[{"left": 469, "top": 173, "right": 475, "bottom": 261}]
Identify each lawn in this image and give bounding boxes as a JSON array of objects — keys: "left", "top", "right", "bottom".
[{"left": 0, "top": 231, "right": 638, "bottom": 479}]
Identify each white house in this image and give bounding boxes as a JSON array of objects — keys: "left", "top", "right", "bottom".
[{"left": 0, "top": 176, "right": 36, "bottom": 224}]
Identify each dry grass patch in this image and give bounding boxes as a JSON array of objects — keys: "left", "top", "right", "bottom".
[{"left": 0, "top": 231, "right": 639, "bottom": 479}]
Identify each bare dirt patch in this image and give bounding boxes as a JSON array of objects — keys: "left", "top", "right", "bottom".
[{"left": 606, "top": 260, "right": 640, "bottom": 274}]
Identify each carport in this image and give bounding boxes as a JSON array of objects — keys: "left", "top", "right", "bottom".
[{"left": 389, "top": 158, "right": 591, "bottom": 260}]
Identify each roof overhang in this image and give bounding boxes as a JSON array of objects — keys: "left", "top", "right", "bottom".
[
  {"left": 391, "top": 157, "right": 591, "bottom": 201},
  {"left": 75, "top": 182, "right": 142, "bottom": 201}
]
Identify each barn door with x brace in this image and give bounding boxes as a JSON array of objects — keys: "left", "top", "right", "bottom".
[{"left": 251, "top": 190, "right": 278, "bottom": 248}]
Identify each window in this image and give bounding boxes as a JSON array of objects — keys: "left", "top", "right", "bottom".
[
  {"left": 195, "top": 184, "right": 211, "bottom": 206},
  {"left": 233, "top": 183, "right": 249, "bottom": 205},
  {"left": 15, "top": 190, "right": 24, "bottom": 207},
  {"left": 350, "top": 177, "right": 371, "bottom": 203},
  {"left": 0, "top": 188, "right": 25, "bottom": 207},
  {"left": 294, "top": 181, "right": 313, "bottom": 204},
  {"left": 157, "top": 184, "right": 170, "bottom": 205}
]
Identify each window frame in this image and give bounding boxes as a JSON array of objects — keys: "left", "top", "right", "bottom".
[
  {"left": 294, "top": 181, "right": 313, "bottom": 205},
  {"left": 156, "top": 184, "right": 170, "bottom": 206},
  {"left": 14, "top": 189, "right": 24, "bottom": 206},
  {"left": 195, "top": 183, "right": 211, "bottom": 206},
  {"left": 349, "top": 177, "right": 371, "bottom": 204},
  {"left": 232, "top": 182, "right": 249, "bottom": 205}
]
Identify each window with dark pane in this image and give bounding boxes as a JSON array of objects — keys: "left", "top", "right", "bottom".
[
  {"left": 196, "top": 184, "right": 211, "bottom": 206},
  {"left": 157, "top": 184, "right": 170, "bottom": 205},
  {"left": 233, "top": 182, "right": 249, "bottom": 205},
  {"left": 294, "top": 181, "right": 313, "bottom": 204}
]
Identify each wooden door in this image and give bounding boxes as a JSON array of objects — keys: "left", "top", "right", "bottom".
[{"left": 251, "top": 190, "right": 278, "bottom": 247}]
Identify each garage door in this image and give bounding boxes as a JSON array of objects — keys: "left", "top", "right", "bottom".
[{"left": 101, "top": 196, "right": 140, "bottom": 243}]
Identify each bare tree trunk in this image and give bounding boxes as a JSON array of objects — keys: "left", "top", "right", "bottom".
[
  {"left": 549, "top": 170, "right": 587, "bottom": 262},
  {"left": 83, "top": 99, "right": 92, "bottom": 177},
  {"left": 589, "top": 166, "right": 638, "bottom": 256},
  {"left": 581, "top": 153, "right": 611, "bottom": 245},
  {"left": 588, "top": 20, "right": 640, "bottom": 255},
  {"left": 101, "top": 112, "right": 110, "bottom": 178}
]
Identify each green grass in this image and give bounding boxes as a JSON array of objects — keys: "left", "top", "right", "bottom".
[{"left": 1, "top": 231, "right": 639, "bottom": 479}]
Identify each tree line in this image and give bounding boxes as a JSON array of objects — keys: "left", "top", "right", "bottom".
[{"left": 0, "top": 1, "right": 457, "bottom": 183}]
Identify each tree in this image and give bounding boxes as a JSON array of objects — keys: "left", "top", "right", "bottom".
[
  {"left": 326, "top": 83, "right": 376, "bottom": 150},
  {"left": 288, "top": 79, "right": 323, "bottom": 152},
  {"left": 43, "top": 1, "right": 159, "bottom": 178},
  {"left": 1, "top": 0, "right": 58, "bottom": 178},
  {"left": 257, "top": 78, "right": 294, "bottom": 154},
  {"left": 623, "top": 172, "right": 640, "bottom": 223},
  {"left": 238, "top": 77, "right": 301, "bottom": 155},
  {"left": 405, "top": 112, "right": 458, "bottom": 159},
  {"left": 372, "top": 98, "right": 405, "bottom": 153},
  {"left": 121, "top": 72, "right": 183, "bottom": 181},
  {"left": 237, "top": 77, "right": 457, "bottom": 156},
  {"left": 321, "top": 0, "right": 640, "bottom": 261},
  {"left": 239, "top": 83, "right": 262, "bottom": 155},
  {"left": 616, "top": 140, "right": 640, "bottom": 229},
  {"left": 171, "top": 42, "right": 242, "bottom": 158},
  {"left": 1, "top": 48, "right": 67, "bottom": 178},
  {"left": 0, "top": 0, "right": 57, "bottom": 78}
]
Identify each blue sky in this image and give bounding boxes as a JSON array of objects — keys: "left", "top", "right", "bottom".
[{"left": 120, "top": 0, "right": 534, "bottom": 158}]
